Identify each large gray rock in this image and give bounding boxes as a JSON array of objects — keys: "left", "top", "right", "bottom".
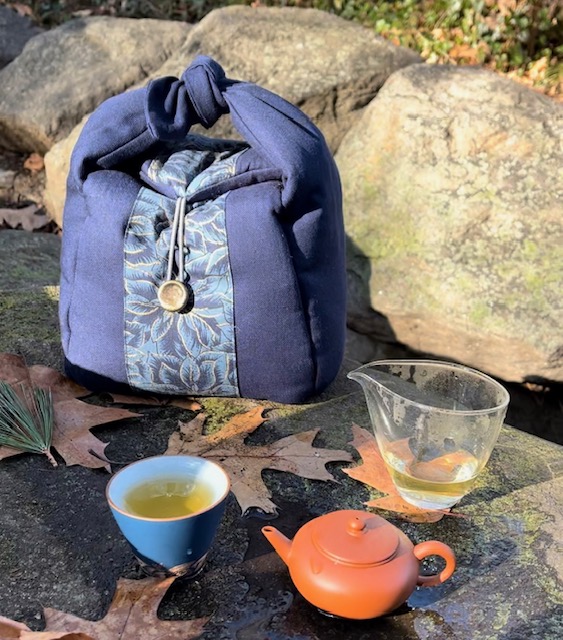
[
  {"left": 0, "top": 17, "right": 191, "bottom": 153},
  {"left": 338, "top": 64, "right": 563, "bottom": 384},
  {"left": 0, "top": 6, "right": 42, "bottom": 69},
  {"left": 153, "top": 6, "right": 421, "bottom": 152}
]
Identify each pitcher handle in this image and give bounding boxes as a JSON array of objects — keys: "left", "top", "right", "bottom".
[{"left": 413, "top": 540, "right": 456, "bottom": 587}]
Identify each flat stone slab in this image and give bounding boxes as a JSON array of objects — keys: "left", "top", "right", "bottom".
[
  {"left": 1, "top": 230, "right": 562, "bottom": 638},
  {"left": 0, "top": 229, "right": 60, "bottom": 290},
  {"left": 0, "top": 392, "right": 562, "bottom": 639}
]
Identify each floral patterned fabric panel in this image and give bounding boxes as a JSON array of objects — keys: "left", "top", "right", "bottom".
[
  {"left": 123, "top": 147, "right": 245, "bottom": 395},
  {"left": 143, "top": 136, "right": 247, "bottom": 198}
]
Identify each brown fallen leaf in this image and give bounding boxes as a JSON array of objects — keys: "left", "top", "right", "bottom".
[
  {"left": 0, "top": 614, "right": 32, "bottom": 638},
  {"left": 28, "top": 365, "right": 91, "bottom": 401},
  {"left": 0, "top": 354, "right": 140, "bottom": 471},
  {"left": 108, "top": 393, "right": 202, "bottom": 412},
  {"left": 23, "top": 153, "right": 45, "bottom": 172},
  {"left": 170, "top": 398, "right": 202, "bottom": 411},
  {"left": 343, "top": 423, "right": 451, "bottom": 523},
  {"left": 166, "top": 408, "right": 353, "bottom": 515},
  {"left": 1, "top": 614, "right": 88, "bottom": 639},
  {"left": 6, "top": 3, "right": 35, "bottom": 17},
  {"left": 0, "top": 205, "right": 49, "bottom": 232},
  {"left": 0, "top": 353, "right": 31, "bottom": 386},
  {"left": 51, "top": 399, "right": 140, "bottom": 470},
  {"left": 449, "top": 43, "right": 484, "bottom": 64},
  {"left": 0, "top": 577, "right": 207, "bottom": 639}
]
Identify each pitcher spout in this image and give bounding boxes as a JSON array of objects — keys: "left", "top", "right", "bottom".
[
  {"left": 347, "top": 365, "right": 388, "bottom": 400},
  {"left": 347, "top": 368, "right": 380, "bottom": 390},
  {"left": 261, "top": 526, "right": 292, "bottom": 566},
  {"left": 347, "top": 362, "right": 405, "bottom": 434}
]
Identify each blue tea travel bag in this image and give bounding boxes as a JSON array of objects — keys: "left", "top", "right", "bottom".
[{"left": 59, "top": 56, "right": 346, "bottom": 403}]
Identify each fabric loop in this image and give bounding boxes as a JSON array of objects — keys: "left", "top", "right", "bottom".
[
  {"left": 145, "top": 56, "right": 230, "bottom": 140},
  {"left": 181, "top": 56, "right": 230, "bottom": 129}
]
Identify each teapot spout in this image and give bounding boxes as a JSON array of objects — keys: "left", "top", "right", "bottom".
[{"left": 261, "top": 526, "right": 292, "bottom": 566}]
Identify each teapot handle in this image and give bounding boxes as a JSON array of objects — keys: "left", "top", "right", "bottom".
[{"left": 413, "top": 541, "right": 456, "bottom": 587}]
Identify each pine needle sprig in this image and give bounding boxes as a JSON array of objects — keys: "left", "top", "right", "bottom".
[{"left": 0, "top": 381, "right": 57, "bottom": 466}]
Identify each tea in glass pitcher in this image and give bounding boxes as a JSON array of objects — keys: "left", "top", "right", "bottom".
[{"left": 348, "top": 360, "right": 510, "bottom": 510}]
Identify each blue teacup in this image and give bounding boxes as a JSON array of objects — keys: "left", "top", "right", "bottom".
[{"left": 106, "top": 455, "right": 230, "bottom": 578}]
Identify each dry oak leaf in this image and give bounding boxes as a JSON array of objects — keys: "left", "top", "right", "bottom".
[
  {"left": 6, "top": 2, "right": 35, "bottom": 17},
  {"left": 108, "top": 393, "right": 202, "bottom": 412},
  {"left": 28, "top": 365, "right": 91, "bottom": 401},
  {"left": 0, "top": 354, "right": 140, "bottom": 471},
  {"left": 0, "top": 615, "right": 33, "bottom": 638},
  {"left": 343, "top": 423, "right": 451, "bottom": 523},
  {"left": 0, "top": 205, "right": 49, "bottom": 232},
  {"left": 0, "top": 577, "right": 207, "bottom": 640},
  {"left": 23, "top": 153, "right": 45, "bottom": 172},
  {"left": 166, "top": 408, "right": 353, "bottom": 515}
]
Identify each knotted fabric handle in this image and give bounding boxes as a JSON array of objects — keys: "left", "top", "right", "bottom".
[
  {"left": 69, "top": 55, "right": 336, "bottom": 213},
  {"left": 144, "top": 55, "right": 331, "bottom": 208},
  {"left": 145, "top": 56, "right": 231, "bottom": 138}
]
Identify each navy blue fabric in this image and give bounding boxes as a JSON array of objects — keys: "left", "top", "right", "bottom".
[
  {"left": 60, "top": 55, "right": 346, "bottom": 403},
  {"left": 227, "top": 176, "right": 315, "bottom": 402}
]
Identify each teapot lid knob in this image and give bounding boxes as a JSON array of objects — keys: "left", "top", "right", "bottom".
[
  {"left": 312, "top": 510, "right": 399, "bottom": 566},
  {"left": 347, "top": 517, "right": 366, "bottom": 534}
]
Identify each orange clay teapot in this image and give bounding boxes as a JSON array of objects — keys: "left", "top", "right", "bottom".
[{"left": 262, "top": 509, "right": 455, "bottom": 620}]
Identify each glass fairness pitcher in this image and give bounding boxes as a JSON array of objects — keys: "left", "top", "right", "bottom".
[{"left": 348, "top": 360, "right": 510, "bottom": 510}]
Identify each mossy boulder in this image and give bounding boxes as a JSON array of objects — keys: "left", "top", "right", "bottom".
[{"left": 337, "top": 64, "right": 563, "bottom": 384}]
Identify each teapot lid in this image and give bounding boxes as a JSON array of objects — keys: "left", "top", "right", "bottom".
[{"left": 311, "top": 510, "right": 399, "bottom": 566}]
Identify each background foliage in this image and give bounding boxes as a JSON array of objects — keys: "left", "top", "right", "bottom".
[{"left": 4, "top": 0, "right": 562, "bottom": 96}]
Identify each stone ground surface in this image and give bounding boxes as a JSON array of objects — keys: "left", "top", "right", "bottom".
[{"left": 1, "top": 229, "right": 563, "bottom": 639}]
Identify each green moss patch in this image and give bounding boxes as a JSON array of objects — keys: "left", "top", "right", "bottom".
[{"left": 0, "top": 287, "right": 60, "bottom": 350}]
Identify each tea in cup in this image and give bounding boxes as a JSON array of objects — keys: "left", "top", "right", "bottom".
[{"left": 106, "top": 455, "right": 230, "bottom": 577}]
